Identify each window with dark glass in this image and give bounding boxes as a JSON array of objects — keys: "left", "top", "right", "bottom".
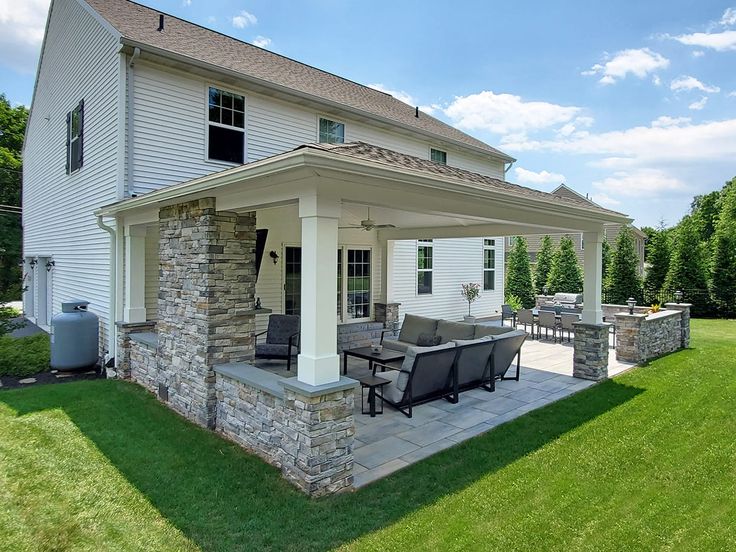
[
  {"left": 430, "top": 148, "right": 447, "bottom": 165},
  {"left": 208, "top": 87, "right": 245, "bottom": 163},
  {"left": 66, "top": 100, "right": 84, "bottom": 174},
  {"left": 417, "top": 240, "right": 433, "bottom": 295},
  {"left": 319, "top": 118, "right": 344, "bottom": 144},
  {"left": 483, "top": 238, "right": 496, "bottom": 291},
  {"left": 346, "top": 249, "right": 371, "bottom": 319}
]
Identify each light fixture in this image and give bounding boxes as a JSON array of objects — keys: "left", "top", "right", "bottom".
[
  {"left": 29, "top": 258, "right": 38, "bottom": 268},
  {"left": 627, "top": 297, "right": 636, "bottom": 315},
  {"left": 543, "top": 286, "right": 549, "bottom": 295},
  {"left": 45, "top": 260, "right": 55, "bottom": 271},
  {"left": 269, "top": 250, "right": 279, "bottom": 264},
  {"left": 674, "top": 290, "right": 683, "bottom": 303}
]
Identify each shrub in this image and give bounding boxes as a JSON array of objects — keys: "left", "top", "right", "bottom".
[
  {"left": 546, "top": 236, "right": 583, "bottom": 294},
  {"left": 506, "top": 237, "right": 536, "bottom": 308},
  {"left": 0, "top": 333, "right": 51, "bottom": 378},
  {"left": 605, "top": 225, "right": 643, "bottom": 304},
  {"left": 505, "top": 294, "right": 523, "bottom": 312},
  {"left": 534, "top": 236, "right": 554, "bottom": 294}
]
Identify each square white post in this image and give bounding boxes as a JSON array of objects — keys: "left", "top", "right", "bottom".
[
  {"left": 123, "top": 225, "right": 147, "bottom": 323},
  {"left": 298, "top": 195, "right": 341, "bottom": 386},
  {"left": 378, "top": 239, "right": 395, "bottom": 303},
  {"left": 581, "top": 230, "right": 604, "bottom": 324}
]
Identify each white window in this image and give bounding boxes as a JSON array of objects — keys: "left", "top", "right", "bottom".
[
  {"left": 483, "top": 239, "right": 496, "bottom": 291},
  {"left": 417, "top": 240, "right": 433, "bottom": 295},
  {"left": 66, "top": 100, "right": 84, "bottom": 174},
  {"left": 430, "top": 148, "right": 447, "bottom": 165},
  {"left": 344, "top": 247, "right": 371, "bottom": 320},
  {"left": 319, "top": 117, "right": 345, "bottom": 144},
  {"left": 207, "top": 86, "right": 245, "bottom": 163}
]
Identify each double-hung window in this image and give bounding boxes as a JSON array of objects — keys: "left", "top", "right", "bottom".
[
  {"left": 483, "top": 239, "right": 496, "bottom": 291},
  {"left": 417, "top": 240, "right": 433, "bottom": 295},
  {"left": 319, "top": 118, "right": 344, "bottom": 144},
  {"left": 208, "top": 86, "right": 245, "bottom": 163},
  {"left": 430, "top": 148, "right": 447, "bottom": 165},
  {"left": 66, "top": 100, "right": 84, "bottom": 174}
]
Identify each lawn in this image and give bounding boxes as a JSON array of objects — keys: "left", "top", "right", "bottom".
[{"left": 1, "top": 319, "right": 734, "bottom": 551}]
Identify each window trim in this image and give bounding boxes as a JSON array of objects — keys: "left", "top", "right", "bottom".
[
  {"left": 483, "top": 238, "right": 496, "bottom": 291},
  {"left": 66, "top": 99, "right": 84, "bottom": 175},
  {"left": 205, "top": 84, "right": 246, "bottom": 165},
  {"left": 429, "top": 147, "right": 447, "bottom": 165},
  {"left": 417, "top": 239, "right": 434, "bottom": 296},
  {"left": 317, "top": 115, "right": 346, "bottom": 144}
]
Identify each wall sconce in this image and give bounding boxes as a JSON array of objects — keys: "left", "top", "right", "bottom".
[
  {"left": 674, "top": 290, "right": 683, "bottom": 303},
  {"left": 45, "top": 260, "right": 56, "bottom": 271},
  {"left": 29, "top": 258, "right": 38, "bottom": 268},
  {"left": 627, "top": 297, "right": 636, "bottom": 315},
  {"left": 269, "top": 250, "right": 279, "bottom": 264}
]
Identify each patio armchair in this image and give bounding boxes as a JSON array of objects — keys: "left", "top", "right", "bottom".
[
  {"left": 501, "top": 304, "right": 517, "bottom": 327},
  {"left": 537, "top": 310, "right": 559, "bottom": 342},
  {"left": 560, "top": 313, "right": 579, "bottom": 342},
  {"left": 254, "top": 314, "right": 300, "bottom": 371},
  {"left": 516, "top": 309, "right": 536, "bottom": 338},
  {"left": 372, "top": 343, "right": 457, "bottom": 418}
]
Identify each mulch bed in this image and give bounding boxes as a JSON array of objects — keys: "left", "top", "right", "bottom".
[{"left": 0, "top": 367, "right": 105, "bottom": 390}]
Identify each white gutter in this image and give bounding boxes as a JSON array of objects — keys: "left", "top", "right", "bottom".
[
  {"left": 127, "top": 47, "right": 141, "bottom": 197},
  {"left": 96, "top": 215, "right": 117, "bottom": 363}
]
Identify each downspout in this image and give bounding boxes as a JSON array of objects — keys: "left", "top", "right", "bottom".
[
  {"left": 504, "top": 161, "right": 515, "bottom": 180},
  {"left": 127, "top": 47, "right": 140, "bottom": 197},
  {"left": 97, "top": 215, "right": 117, "bottom": 364}
]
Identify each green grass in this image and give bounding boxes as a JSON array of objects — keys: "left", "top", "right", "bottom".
[
  {"left": 0, "top": 333, "right": 50, "bottom": 377},
  {"left": 1, "top": 320, "right": 734, "bottom": 551}
]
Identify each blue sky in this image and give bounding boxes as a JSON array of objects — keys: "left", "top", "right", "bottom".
[{"left": 2, "top": 0, "right": 735, "bottom": 228}]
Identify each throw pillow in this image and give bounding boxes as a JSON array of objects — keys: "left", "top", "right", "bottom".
[{"left": 416, "top": 332, "right": 442, "bottom": 347}]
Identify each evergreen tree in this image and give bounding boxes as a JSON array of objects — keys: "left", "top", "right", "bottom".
[
  {"left": 643, "top": 228, "right": 671, "bottom": 300},
  {"left": 664, "top": 216, "right": 709, "bottom": 294},
  {"left": 546, "top": 236, "right": 583, "bottom": 294},
  {"left": 601, "top": 239, "right": 611, "bottom": 283},
  {"left": 710, "top": 182, "right": 736, "bottom": 315},
  {"left": 533, "top": 235, "right": 554, "bottom": 294},
  {"left": 605, "top": 226, "right": 643, "bottom": 304},
  {"left": 505, "top": 237, "right": 535, "bottom": 308}
]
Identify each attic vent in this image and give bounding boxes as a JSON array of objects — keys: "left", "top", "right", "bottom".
[{"left": 158, "top": 14, "right": 164, "bottom": 31}]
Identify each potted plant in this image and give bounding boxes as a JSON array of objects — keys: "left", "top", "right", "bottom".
[{"left": 461, "top": 282, "right": 481, "bottom": 323}]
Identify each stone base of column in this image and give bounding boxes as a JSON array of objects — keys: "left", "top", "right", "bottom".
[
  {"left": 573, "top": 322, "right": 609, "bottom": 381},
  {"left": 664, "top": 303, "right": 692, "bottom": 348},
  {"left": 374, "top": 302, "right": 401, "bottom": 340},
  {"left": 614, "top": 313, "right": 645, "bottom": 363},
  {"left": 114, "top": 321, "right": 157, "bottom": 379}
]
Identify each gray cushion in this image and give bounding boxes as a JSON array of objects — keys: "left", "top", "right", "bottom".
[
  {"left": 266, "top": 314, "right": 300, "bottom": 344},
  {"left": 382, "top": 338, "right": 411, "bottom": 353},
  {"left": 437, "top": 320, "right": 475, "bottom": 344},
  {"left": 452, "top": 335, "right": 495, "bottom": 346},
  {"left": 417, "top": 332, "right": 442, "bottom": 347},
  {"left": 396, "top": 342, "right": 456, "bottom": 392},
  {"left": 474, "top": 325, "right": 513, "bottom": 338},
  {"left": 255, "top": 343, "right": 299, "bottom": 357},
  {"left": 398, "top": 314, "right": 439, "bottom": 345},
  {"left": 378, "top": 370, "right": 405, "bottom": 404}
]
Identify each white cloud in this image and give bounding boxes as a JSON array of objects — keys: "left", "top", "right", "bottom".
[
  {"left": 651, "top": 115, "right": 691, "bottom": 127},
  {"left": 513, "top": 167, "right": 566, "bottom": 185},
  {"left": 207, "top": 16, "right": 217, "bottom": 24},
  {"left": 652, "top": 75, "right": 662, "bottom": 86},
  {"left": 0, "top": 0, "right": 49, "bottom": 74},
  {"left": 252, "top": 36, "right": 271, "bottom": 48},
  {"left": 730, "top": 91, "right": 736, "bottom": 97},
  {"left": 182, "top": 0, "right": 192, "bottom": 6},
  {"left": 688, "top": 96, "right": 708, "bottom": 110},
  {"left": 443, "top": 91, "right": 580, "bottom": 135},
  {"left": 721, "top": 7, "right": 736, "bottom": 26},
  {"left": 670, "top": 75, "right": 720, "bottom": 93},
  {"left": 367, "top": 83, "right": 416, "bottom": 106},
  {"left": 591, "top": 193, "right": 622, "bottom": 207},
  {"left": 582, "top": 48, "right": 669, "bottom": 84},
  {"left": 671, "top": 30, "right": 736, "bottom": 51},
  {"left": 231, "top": 10, "right": 257, "bottom": 29},
  {"left": 692, "top": 50, "right": 705, "bottom": 57},
  {"left": 593, "top": 169, "right": 688, "bottom": 198}
]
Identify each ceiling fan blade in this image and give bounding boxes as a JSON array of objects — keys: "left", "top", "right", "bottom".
[
  {"left": 338, "top": 225, "right": 363, "bottom": 229},
  {"left": 374, "top": 224, "right": 396, "bottom": 229}
]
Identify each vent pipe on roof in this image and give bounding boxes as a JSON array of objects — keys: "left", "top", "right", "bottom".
[
  {"left": 158, "top": 14, "right": 165, "bottom": 31},
  {"left": 415, "top": 106, "right": 419, "bottom": 118}
]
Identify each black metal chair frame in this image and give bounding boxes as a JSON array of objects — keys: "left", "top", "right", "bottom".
[
  {"left": 254, "top": 328, "right": 300, "bottom": 371},
  {"left": 501, "top": 305, "right": 517, "bottom": 327}
]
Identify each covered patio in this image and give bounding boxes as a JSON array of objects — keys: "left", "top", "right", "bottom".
[{"left": 98, "top": 142, "right": 632, "bottom": 496}]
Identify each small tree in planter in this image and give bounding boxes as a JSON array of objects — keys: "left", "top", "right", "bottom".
[{"left": 461, "top": 282, "right": 481, "bottom": 322}]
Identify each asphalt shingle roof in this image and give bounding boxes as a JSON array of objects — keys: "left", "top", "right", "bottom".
[{"left": 84, "top": 0, "right": 513, "bottom": 161}]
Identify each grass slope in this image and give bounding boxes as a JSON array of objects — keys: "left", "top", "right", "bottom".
[{"left": 0, "top": 319, "right": 734, "bottom": 551}]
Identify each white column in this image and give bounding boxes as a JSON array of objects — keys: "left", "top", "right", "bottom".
[
  {"left": 298, "top": 195, "right": 341, "bottom": 386},
  {"left": 124, "top": 225, "right": 147, "bottom": 323},
  {"left": 378, "top": 239, "right": 395, "bottom": 303},
  {"left": 582, "top": 230, "right": 604, "bottom": 324}
]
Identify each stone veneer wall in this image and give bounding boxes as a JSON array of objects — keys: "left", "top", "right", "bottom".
[
  {"left": 572, "top": 323, "right": 609, "bottom": 381},
  {"left": 157, "top": 198, "right": 257, "bottom": 429},
  {"left": 215, "top": 373, "right": 356, "bottom": 496},
  {"left": 129, "top": 339, "right": 159, "bottom": 393},
  {"left": 114, "top": 321, "right": 156, "bottom": 379},
  {"left": 615, "top": 308, "right": 688, "bottom": 363},
  {"left": 337, "top": 321, "right": 384, "bottom": 352}
]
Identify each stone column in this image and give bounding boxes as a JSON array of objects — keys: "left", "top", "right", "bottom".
[
  {"left": 581, "top": 230, "right": 604, "bottom": 324},
  {"left": 573, "top": 322, "right": 609, "bottom": 380},
  {"left": 124, "top": 225, "right": 148, "bottom": 323},
  {"left": 158, "top": 198, "right": 256, "bottom": 428},
  {"left": 114, "top": 321, "right": 157, "bottom": 379},
  {"left": 298, "top": 195, "right": 341, "bottom": 386},
  {"left": 614, "top": 313, "right": 646, "bottom": 363},
  {"left": 664, "top": 303, "right": 692, "bottom": 348},
  {"left": 374, "top": 302, "right": 401, "bottom": 337},
  {"left": 280, "top": 378, "right": 358, "bottom": 496}
]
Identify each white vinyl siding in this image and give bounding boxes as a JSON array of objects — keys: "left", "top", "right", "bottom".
[
  {"left": 392, "top": 238, "right": 505, "bottom": 323},
  {"left": 23, "top": 0, "right": 121, "bottom": 347}
]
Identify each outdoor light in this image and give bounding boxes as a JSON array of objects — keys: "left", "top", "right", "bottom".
[
  {"left": 269, "top": 250, "right": 279, "bottom": 264},
  {"left": 675, "top": 290, "right": 683, "bottom": 303},
  {"left": 45, "top": 260, "right": 56, "bottom": 271},
  {"left": 29, "top": 258, "right": 38, "bottom": 268},
  {"left": 627, "top": 297, "right": 636, "bottom": 315},
  {"left": 543, "top": 286, "right": 549, "bottom": 295}
]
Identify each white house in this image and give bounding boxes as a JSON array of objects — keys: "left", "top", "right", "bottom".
[{"left": 23, "top": 0, "right": 515, "bottom": 360}]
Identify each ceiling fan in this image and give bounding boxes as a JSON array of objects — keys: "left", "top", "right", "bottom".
[{"left": 339, "top": 208, "right": 396, "bottom": 231}]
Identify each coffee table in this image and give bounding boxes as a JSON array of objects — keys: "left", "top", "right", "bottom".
[
  {"left": 342, "top": 347, "right": 405, "bottom": 375},
  {"left": 357, "top": 375, "right": 391, "bottom": 417}
]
